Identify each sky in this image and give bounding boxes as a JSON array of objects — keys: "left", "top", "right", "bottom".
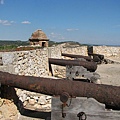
[{"left": 0, "top": 0, "right": 120, "bottom": 45}]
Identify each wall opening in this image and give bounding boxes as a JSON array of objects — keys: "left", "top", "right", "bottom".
[{"left": 42, "top": 42, "right": 46, "bottom": 47}]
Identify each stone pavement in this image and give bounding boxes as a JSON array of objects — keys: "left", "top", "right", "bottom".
[{"left": 96, "top": 64, "right": 120, "bottom": 86}]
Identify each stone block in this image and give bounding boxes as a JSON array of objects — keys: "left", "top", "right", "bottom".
[
  {"left": 2, "top": 52, "right": 14, "bottom": 65},
  {"left": 51, "top": 97, "right": 120, "bottom": 120}
]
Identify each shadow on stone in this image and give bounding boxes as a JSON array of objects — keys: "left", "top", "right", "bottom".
[{"left": 0, "top": 85, "right": 51, "bottom": 119}]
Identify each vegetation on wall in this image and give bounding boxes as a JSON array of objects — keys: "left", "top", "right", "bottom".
[
  {"left": 0, "top": 40, "right": 29, "bottom": 46},
  {"left": 0, "top": 40, "right": 29, "bottom": 51},
  {"left": 0, "top": 45, "right": 18, "bottom": 51}
]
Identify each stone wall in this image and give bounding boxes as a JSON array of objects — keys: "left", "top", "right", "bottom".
[
  {"left": 48, "top": 46, "right": 62, "bottom": 58},
  {"left": 1, "top": 45, "right": 120, "bottom": 77},
  {"left": 1, "top": 48, "right": 49, "bottom": 77},
  {"left": 93, "top": 46, "right": 120, "bottom": 58},
  {"left": 62, "top": 46, "right": 88, "bottom": 56},
  {"left": 14, "top": 48, "right": 49, "bottom": 77},
  {"left": 48, "top": 46, "right": 88, "bottom": 77},
  {"left": 48, "top": 46, "right": 63, "bottom": 77},
  {"left": 48, "top": 45, "right": 88, "bottom": 59}
]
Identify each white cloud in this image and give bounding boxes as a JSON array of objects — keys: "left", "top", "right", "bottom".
[
  {"left": 50, "top": 32, "right": 55, "bottom": 35},
  {"left": 21, "top": 21, "right": 31, "bottom": 24},
  {"left": 0, "top": 0, "right": 4, "bottom": 4},
  {"left": 0, "top": 19, "right": 15, "bottom": 25},
  {"left": 49, "top": 32, "right": 66, "bottom": 40},
  {"left": 66, "top": 28, "right": 79, "bottom": 31},
  {"left": 49, "top": 32, "right": 61, "bottom": 38}
]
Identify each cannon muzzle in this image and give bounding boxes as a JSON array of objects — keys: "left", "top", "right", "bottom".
[{"left": 88, "top": 52, "right": 104, "bottom": 63}]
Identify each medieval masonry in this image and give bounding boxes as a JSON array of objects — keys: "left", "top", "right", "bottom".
[{"left": 29, "top": 29, "right": 49, "bottom": 47}]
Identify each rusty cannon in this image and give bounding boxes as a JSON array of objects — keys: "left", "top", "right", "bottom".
[
  {"left": 49, "top": 58, "right": 97, "bottom": 72},
  {"left": 0, "top": 71, "right": 120, "bottom": 110},
  {"left": 88, "top": 52, "right": 104, "bottom": 63},
  {"left": 61, "top": 53, "right": 93, "bottom": 61}
]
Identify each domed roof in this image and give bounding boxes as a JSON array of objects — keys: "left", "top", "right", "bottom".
[{"left": 29, "top": 29, "right": 49, "bottom": 40}]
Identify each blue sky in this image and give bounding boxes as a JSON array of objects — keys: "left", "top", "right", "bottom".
[{"left": 0, "top": 0, "right": 120, "bottom": 45}]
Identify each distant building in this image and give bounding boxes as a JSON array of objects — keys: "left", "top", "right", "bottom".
[{"left": 29, "top": 29, "right": 49, "bottom": 47}]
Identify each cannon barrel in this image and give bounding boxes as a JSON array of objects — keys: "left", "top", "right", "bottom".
[
  {"left": 61, "top": 53, "right": 92, "bottom": 61},
  {"left": 49, "top": 58, "right": 97, "bottom": 72},
  {"left": 0, "top": 71, "right": 120, "bottom": 110}
]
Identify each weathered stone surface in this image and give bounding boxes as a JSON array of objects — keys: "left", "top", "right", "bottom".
[
  {"left": 52, "top": 97, "right": 120, "bottom": 120},
  {"left": 38, "top": 96, "right": 47, "bottom": 105},
  {"left": 0, "top": 99, "right": 18, "bottom": 119},
  {"left": 66, "top": 65, "right": 101, "bottom": 83},
  {"left": 41, "top": 104, "right": 51, "bottom": 109},
  {"left": 0, "top": 65, "right": 15, "bottom": 74},
  {"left": 0, "top": 58, "right": 3, "bottom": 65},
  {"left": 93, "top": 46, "right": 120, "bottom": 58},
  {"left": 2, "top": 52, "right": 15, "bottom": 65},
  {"left": 29, "top": 98, "right": 36, "bottom": 105},
  {"left": 23, "top": 101, "right": 28, "bottom": 107}
]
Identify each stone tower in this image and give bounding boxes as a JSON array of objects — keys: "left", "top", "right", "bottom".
[{"left": 29, "top": 29, "right": 49, "bottom": 47}]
